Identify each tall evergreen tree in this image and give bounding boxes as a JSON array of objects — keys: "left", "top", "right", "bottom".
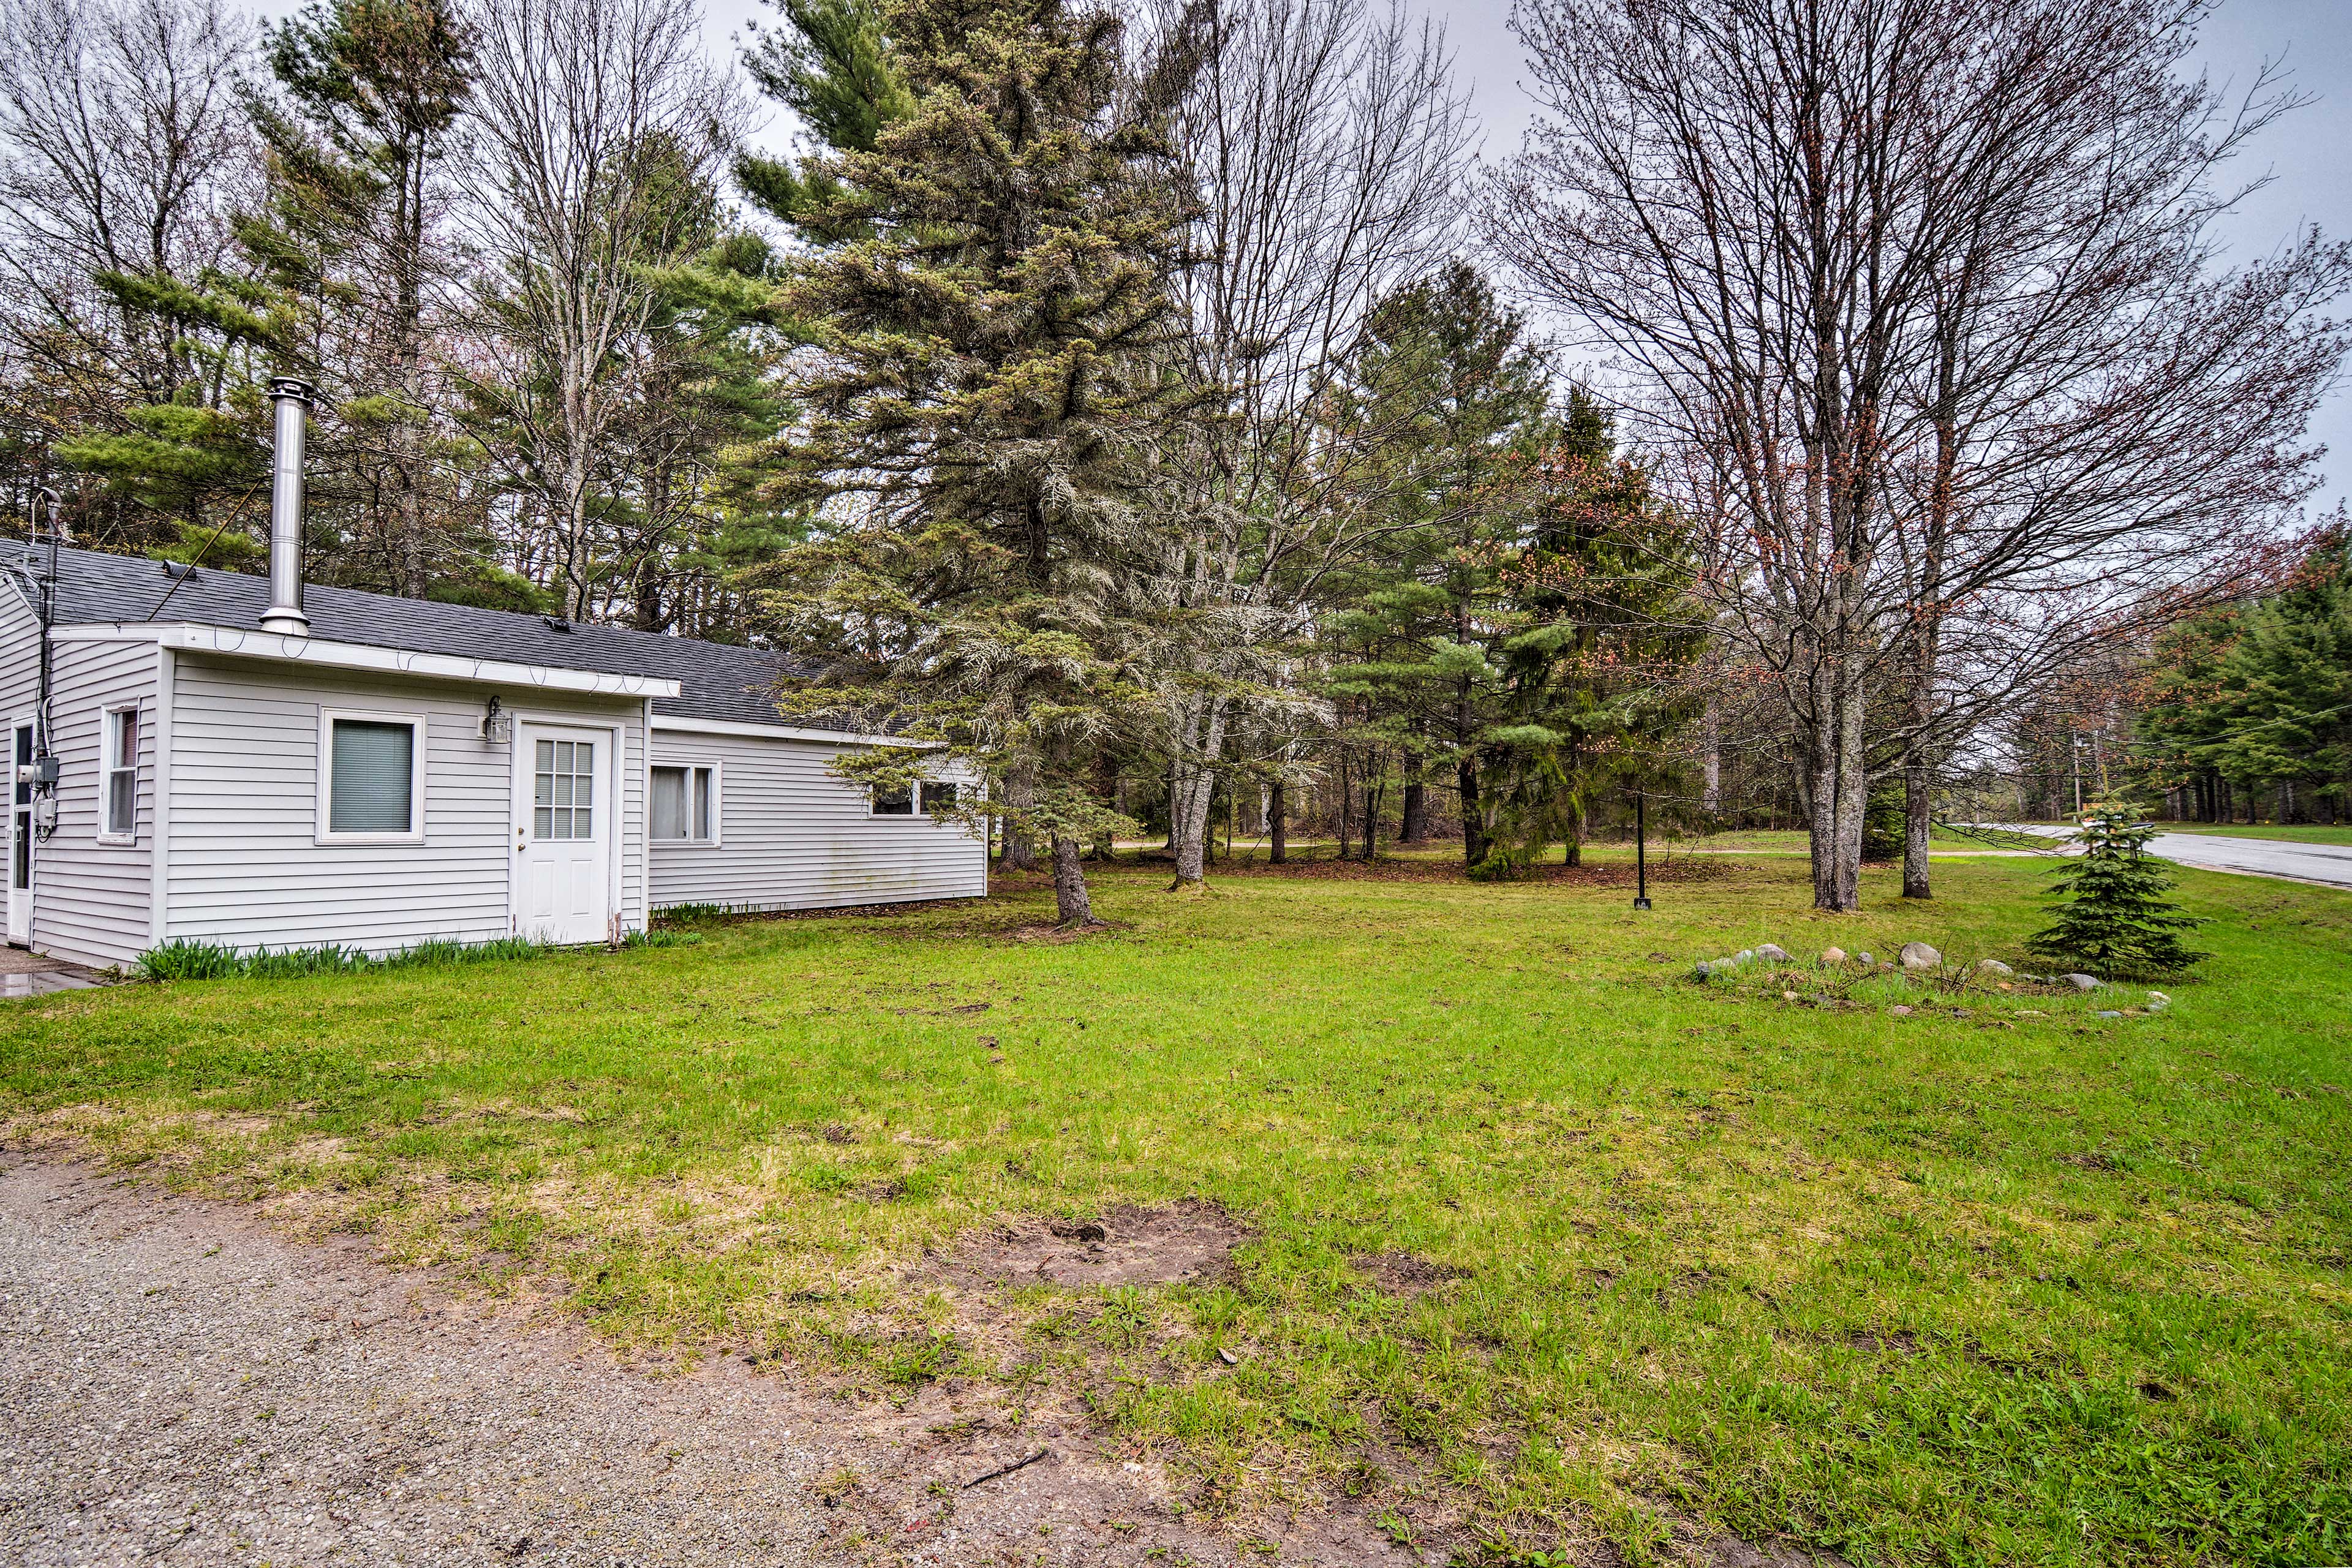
[
  {"left": 1482, "top": 395, "right": 1700, "bottom": 873},
  {"left": 243, "top": 0, "right": 473, "bottom": 595},
  {"left": 737, "top": 0, "right": 910, "bottom": 232},
  {"left": 747, "top": 0, "right": 1200, "bottom": 927},
  {"left": 1324, "top": 262, "right": 1555, "bottom": 870}
]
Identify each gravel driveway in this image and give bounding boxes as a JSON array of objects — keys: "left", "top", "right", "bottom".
[{"left": 0, "top": 1156, "right": 1434, "bottom": 1567}]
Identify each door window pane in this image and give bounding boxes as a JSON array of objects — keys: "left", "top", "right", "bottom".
[
  {"left": 329, "top": 719, "right": 415, "bottom": 834},
  {"left": 533, "top": 739, "right": 596, "bottom": 840}
]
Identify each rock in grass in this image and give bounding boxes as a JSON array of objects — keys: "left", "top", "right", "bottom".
[
  {"left": 1856, "top": 951, "right": 1875, "bottom": 967},
  {"left": 1890, "top": 1005, "right": 1914, "bottom": 1017},
  {"left": 1975, "top": 959, "right": 2014, "bottom": 976},
  {"left": 2146, "top": 991, "right": 2170, "bottom": 1011},
  {"left": 1820, "top": 946, "right": 1847, "bottom": 965},
  {"left": 1899, "top": 942, "right": 1942, "bottom": 971},
  {"left": 1735, "top": 949, "right": 1755, "bottom": 963},
  {"left": 2097, "top": 1009, "right": 2122, "bottom": 1019},
  {"left": 1755, "top": 943, "right": 1791, "bottom": 962},
  {"left": 2065, "top": 973, "right": 2101, "bottom": 992}
]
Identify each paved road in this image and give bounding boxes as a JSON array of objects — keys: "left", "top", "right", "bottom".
[{"left": 1988, "top": 823, "right": 2352, "bottom": 891}]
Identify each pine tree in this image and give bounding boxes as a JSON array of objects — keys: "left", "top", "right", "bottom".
[
  {"left": 1485, "top": 391, "right": 1699, "bottom": 872},
  {"left": 2025, "top": 806, "right": 2208, "bottom": 978},
  {"left": 1324, "top": 263, "right": 1555, "bottom": 870},
  {"left": 737, "top": 0, "right": 911, "bottom": 232},
  {"left": 748, "top": 0, "right": 1200, "bottom": 927},
  {"left": 243, "top": 0, "right": 474, "bottom": 596}
]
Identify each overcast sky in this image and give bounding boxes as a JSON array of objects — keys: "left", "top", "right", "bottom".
[{"left": 684, "top": 0, "right": 2352, "bottom": 508}]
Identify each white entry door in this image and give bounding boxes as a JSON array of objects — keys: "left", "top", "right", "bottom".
[
  {"left": 7, "top": 722, "right": 31, "bottom": 945},
  {"left": 514, "top": 725, "right": 611, "bottom": 945}
]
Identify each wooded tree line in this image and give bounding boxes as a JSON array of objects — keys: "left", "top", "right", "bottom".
[
  {"left": 2130, "top": 529, "right": 2352, "bottom": 824},
  {"left": 4, "top": 0, "right": 2345, "bottom": 921}
]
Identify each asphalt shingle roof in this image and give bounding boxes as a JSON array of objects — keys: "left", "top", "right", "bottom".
[{"left": 0, "top": 541, "right": 808, "bottom": 730}]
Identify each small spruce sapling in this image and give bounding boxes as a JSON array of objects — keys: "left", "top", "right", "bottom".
[{"left": 2024, "top": 805, "right": 2207, "bottom": 978}]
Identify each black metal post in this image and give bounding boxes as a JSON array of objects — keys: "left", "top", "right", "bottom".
[{"left": 1633, "top": 790, "right": 1651, "bottom": 909}]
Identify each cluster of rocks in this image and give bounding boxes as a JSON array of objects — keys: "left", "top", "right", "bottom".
[{"left": 1689, "top": 940, "right": 2172, "bottom": 1017}]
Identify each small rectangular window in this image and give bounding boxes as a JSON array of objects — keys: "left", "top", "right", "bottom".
[
  {"left": 920, "top": 782, "right": 959, "bottom": 813},
  {"left": 102, "top": 706, "right": 138, "bottom": 840},
  {"left": 329, "top": 718, "right": 417, "bottom": 835},
  {"left": 652, "top": 764, "right": 717, "bottom": 843},
  {"left": 872, "top": 783, "right": 914, "bottom": 816}
]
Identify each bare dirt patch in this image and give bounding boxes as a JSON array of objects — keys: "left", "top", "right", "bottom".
[
  {"left": 1352, "top": 1251, "right": 1472, "bottom": 1298},
  {"left": 946, "top": 1199, "right": 1248, "bottom": 1289}
]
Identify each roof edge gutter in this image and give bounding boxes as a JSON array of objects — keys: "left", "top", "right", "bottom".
[
  {"left": 650, "top": 714, "right": 937, "bottom": 750},
  {"left": 50, "top": 621, "right": 683, "bottom": 699}
]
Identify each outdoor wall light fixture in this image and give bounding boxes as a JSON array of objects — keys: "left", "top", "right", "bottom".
[{"left": 481, "top": 695, "right": 513, "bottom": 744}]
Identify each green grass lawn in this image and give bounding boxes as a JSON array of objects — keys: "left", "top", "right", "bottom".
[
  {"left": 4, "top": 855, "right": 2349, "bottom": 1564},
  {"left": 2154, "top": 822, "right": 2352, "bottom": 846}
]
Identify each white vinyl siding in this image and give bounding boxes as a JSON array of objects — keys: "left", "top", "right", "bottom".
[
  {"left": 22, "top": 638, "right": 157, "bottom": 968},
  {"left": 163, "top": 657, "right": 647, "bottom": 955},
  {"left": 649, "top": 725, "right": 985, "bottom": 913}
]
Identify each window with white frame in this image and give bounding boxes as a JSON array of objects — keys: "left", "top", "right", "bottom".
[
  {"left": 919, "top": 782, "right": 959, "bottom": 813},
  {"left": 650, "top": 764, "right": 717, "bottom": 843},
  {"left": 318, "top": 710, "right": 423, "bottom": 841},
  {"left": 100, "top": 706, "right": 138, "bottom": 841},
  {"left": 871, "top": 782, "right": 914, "bottom": 816}
]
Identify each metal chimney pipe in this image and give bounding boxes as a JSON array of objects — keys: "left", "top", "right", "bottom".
[{"left": 261, "top": 377, "right": 315, "bottom": 635}]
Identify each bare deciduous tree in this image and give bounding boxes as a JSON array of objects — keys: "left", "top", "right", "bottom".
[
  {"left": 0, "top": 0, "right": 252, "bottom": 425},
  {"left": 1493, "top": 0, "right": 2351, "bottom": 910},
  {"left": 455, "top": 0, "right": 736, "bottom": 617},
  {"left": 1150, "top": 0, "right": 1471, "bottom": 888}
]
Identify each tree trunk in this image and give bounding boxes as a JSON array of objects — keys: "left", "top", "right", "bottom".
[
  {"left": 1050, "top": 835, "right": 1095, "bottom": 926},
  {"left": 1566, "top": 800, "right": 1586, "bottom": 866},
  {"left": 1001, "top": 764, "right": 1037, "bottom": 872},
  {"left": 1806, "top": 681, "right": 1867, "bottom": 911},
  {"left": 1400, "top": 781, "right": 1428, "bottom": 843},
  {"left": 1458, "top": 753, "right": 1485, "bottom": 870},
  {"left": 1701, "top": 693, "right": 1721, "bottom": 815},
  {"left": 1268, "top": 778, "right": 1287, "bottom": 864},
  {"left": 1831, "top": 689, "right": 1867, "bottom": 910},
  {"left": 1360, "top": 778, "right": 1379, "bottom": 861},
  {"left": 1336, "top": 752, "right": 1351, "bottom": 860},
  {"left": 1167, "top": 697, "right": 1227, "bottom": 887},
  {"left": 1901, "top": 741, "right": 1932, "bottom": 899},
  {"left": 1091, "top": 752, "right": 1119, "bottom": 859}
]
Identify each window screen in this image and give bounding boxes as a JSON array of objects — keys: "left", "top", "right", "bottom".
[
  {"left": 653, "top": 765, "right": 716, "bottom": 842},
  {"left": 329, "top": 719, "right": 415, "bottom": 834},
  {"left": 652, "top": 766, "right": 688, "bottom": 841},
  {"left": 872, "top": 783, "right": 913, "bottom": 815},
  {"left": 920, "top": 782, "right": 959, "bottom": 813}
]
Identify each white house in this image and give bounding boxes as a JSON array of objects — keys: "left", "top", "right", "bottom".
[{"left": 2, "top": 390, "right": 984, "bottom": 972}]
